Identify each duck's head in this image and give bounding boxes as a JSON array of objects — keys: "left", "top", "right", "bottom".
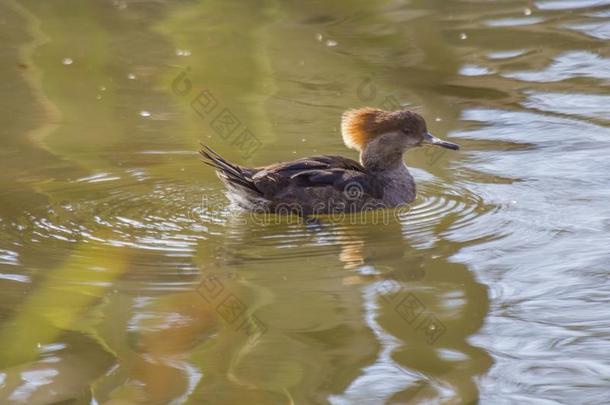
[{"left": 341, "top": 107, "right": 459, "bottom": 154}]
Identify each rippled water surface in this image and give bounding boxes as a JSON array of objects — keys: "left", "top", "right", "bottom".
[{"left": 1, "top": 0, "right": 609, "bottom": 404}]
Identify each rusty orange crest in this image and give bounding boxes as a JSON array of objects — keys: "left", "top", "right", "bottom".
[{"left": 341, "top": 107, "right": 427, "bottom": 151}]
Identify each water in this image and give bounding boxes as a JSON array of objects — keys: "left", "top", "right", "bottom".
[{"left": 0, "top": 0, "right": 609, "bottom": 403}]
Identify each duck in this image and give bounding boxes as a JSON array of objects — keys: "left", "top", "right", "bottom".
[{"left": 199, "top": 107, "right": 459, "bottom": 215}]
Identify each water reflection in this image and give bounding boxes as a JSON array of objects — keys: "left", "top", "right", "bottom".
[
  {"left": 172, "top": 183, "right": 493, "bottom": 403},
  {"left": 328, "top": 219, "right": 492, "bottom": 404}
]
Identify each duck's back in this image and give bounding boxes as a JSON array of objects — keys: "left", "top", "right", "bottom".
[
  {"left": 200, "top": 147, "right": 386, "bottom": 214},
  {"left": 252, "top": 155, "right": 386, "bottom": 214}
]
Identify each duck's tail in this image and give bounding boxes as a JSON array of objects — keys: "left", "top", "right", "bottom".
[{"left": 198, "top": 144, "right": 259, "bottom": 193}]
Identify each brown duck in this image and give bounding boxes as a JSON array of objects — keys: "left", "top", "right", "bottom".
[{"left": 200, "top": 107, "right": 459, "bottom": 215}]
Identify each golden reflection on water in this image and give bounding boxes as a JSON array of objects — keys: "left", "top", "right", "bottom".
[{"left": 1, "top": 0, "right": 610, "bottom": 403}]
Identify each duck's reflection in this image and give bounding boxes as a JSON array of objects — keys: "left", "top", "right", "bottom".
[
  {"left": 193, "top": 211, "right": 492, "bottom": 404},
  {"left": 328, "top": 216, "right": 492, "bottom": 404}
]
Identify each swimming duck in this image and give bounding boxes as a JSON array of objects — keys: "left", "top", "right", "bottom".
[{"left": 199, "top": 107, "right": 459, "bottom": 215}]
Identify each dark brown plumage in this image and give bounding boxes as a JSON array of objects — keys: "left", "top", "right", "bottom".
[{"left": 200, "top": 107, "right": 459, "bottom": 215}]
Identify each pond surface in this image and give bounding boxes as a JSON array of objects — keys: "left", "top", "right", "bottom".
[{"left": 1, "top": 0, "right": 609, "bottom": 404}]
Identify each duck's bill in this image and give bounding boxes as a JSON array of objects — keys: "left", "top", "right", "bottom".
[{"left": 422, "top": 132, "right": 460, "bottom": 150}]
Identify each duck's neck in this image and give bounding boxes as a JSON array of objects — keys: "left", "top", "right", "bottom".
[
  {"left": 360, "top": 136, "right": 415, "bottom": 205},
  {"left": 360, "top": 134, "right": 407, "bottom": 173},
  {"left": 361, "top": 147, "right": 415, "bottom": 205}
]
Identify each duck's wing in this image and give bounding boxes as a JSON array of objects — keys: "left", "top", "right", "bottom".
[
  {"left": 254, "top": 155, "right": 365, "bottom": 174},
  {"left": 252, "top": 155, "right": 383, "bottom": 201},
  {"left": 199, "top": 148, "right": 383, "bottom": 209}
]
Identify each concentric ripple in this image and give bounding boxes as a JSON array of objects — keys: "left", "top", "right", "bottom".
[
  {"left": 395, "top": 179, "right": 502, "bottom": 248},
  {"left": 192, "top": 176, "right": 501, "bottom": 257},
  {"left": 0, "top": 177, "right": 231, "bottom": 258},
  {"left": 0, "top": 170, "right": 503, "bottom": 271}
]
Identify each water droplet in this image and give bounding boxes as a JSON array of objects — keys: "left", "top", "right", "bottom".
[
  {"left": 99, "top": 86, "right": 106, "bottom": 92},
  {"left": 325, "top": 39, "right": 338, "bottom": 47},
  {"left": 301, "top": 138, "right": 307, "bottom": 142},
  {"left": 459, "top": 32, "right": 468, "bottom": 40},
  {"left": 435, "top": 117, "right": 442, "bottom": 122},
  {"left": 62, "top": 58, "right": 73, "bottom": 65},
  {"left": 127, "top": 73, "right": 136, "bottom": 80},
  {"left": 96, "top": 94, "right": 102, "bottom": 100},
  {"left": 176, "top": 49, "right": 192, "bottom": 57},
  {"left": 429, "top": 324, "right": 436, "bottom": 331},
  {"left": 315, "top": 33, "right": 324, "bottom": 42},
  {"left": 524, "top": 8, "right": 532, "bottom": 16},
  {"left": 139, "top": 111, "right": 151, "bottom": 118}
]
